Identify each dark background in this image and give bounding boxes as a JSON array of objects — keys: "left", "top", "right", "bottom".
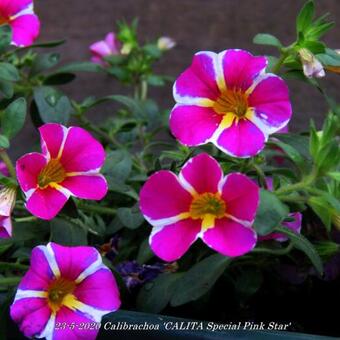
[{"left": 11, "top": 0, "right": 340, "bottom": 158}]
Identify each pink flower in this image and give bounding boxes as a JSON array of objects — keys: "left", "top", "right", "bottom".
[
  {"left": 139, "top": 153, "right": 260, "bottom": 261},
  {"left": 260, "top": 177, "right": 302, "bottom": 242},
  {"left": 16, "top": 123, "right": 108, "bottom": 220},
  {"left": 90, "top": 32, "right": 121, "bottom": 65},
  {"left": 10, "top": 242, "right": 121, "bottom": 339},
  {"left": 0, "top": 0, "right": 40, "bottom": 47},
  {"left": 170, "top": 49, "right": 292, "bottom": 158},
  {"left": 0, "top": 186, "right": 16, "bottom": 238}
]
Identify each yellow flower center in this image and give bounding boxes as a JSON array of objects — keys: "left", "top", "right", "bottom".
[
  {"left": 38, "top": 159, "right": 66, "bottom": 189},
  {"left": 190, "top": 193, "right": 226, "bottom": 231},
  {"left": 47, "top": 278, "right": 76, "bottom": 312},
  {"left": 214, "top": 89, "right": 249, "bottom": 117}
]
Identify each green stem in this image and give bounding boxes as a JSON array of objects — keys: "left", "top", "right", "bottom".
[
  {"left": 271, "top": 51, "right": 288, "bottom": 74},
  {"left": 140, "top": 80, "right": 148, "bottom": 101},
  {"left": 275, "top": 181, "right": 308, "bottom": 195},
  {"left": 252, "top": 242, "right": 293, "bottom": 256},
  {"left": 78, "top": 203, "right": 117, "bottom": 216},
  {"left": 0, "top": 262, "right": 28, "bottom": 271},
  {"left": 0, "top": 277, "right": 22, "bottom": 286},
  {"left": 252, "top": 163, "right": 267, "bottom": 189},
  {"left": 0, "top": 150, "right": 16, "bottom": 178},
  {"left": 15, "top": 216, "right": 37, "bottom": 223}
]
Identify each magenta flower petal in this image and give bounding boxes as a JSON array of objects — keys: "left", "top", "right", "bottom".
[
  {"left": 0, "top": 216, "right": 12, "bottom": 238},
  {"left": 221, "top": 49, "right": 267, "bottom": 91},
  {"left": 221, "top": 173, "right": 260, "bottom": 222},
  {"left": 150, "top": 219, "right": 201, "bottom": 261},
  {"left": 179, "top": 153, "right": 223, "bottom": 194},
  {"left": 0, "top": 0, "right": 32, "bottom": 16},
  {"left": 26, "top": 187, "right": 68, "bottom": 220},
  {"left": 248, "top": 76, "right": 292, "bottom": 132},
  {"left": 10, "top": 298, "right": 51, "bottom": 339},
  {"left": 174, "top": 52, "right": 220, "bottom": 102},
  {"left": 16, "top": 152, "right": 47, "bottom": 193},
  {"left": 39, "top": 123, "right": 66, "bottom": 159},
  {"left": 74, "top": 268, "right": 121, "bottom": 311},
  {"left": 170, "top": 105, "right": 221, "bottom": 146},
  {"left": 60, "top": 126, "right": 106, "bottom": 172},
  {"left": 216, "top": 119, "right": 266, "bottom": 157},
  {"left": 90, "top": 41, "right": 112, "bottom": 57},
  {"left": 105, "top": 32, "right": 121, "bottom": 54},
  {"left": 50, "top": 243, "right": 102, "bottom": 281},
  {"left": 18, "top": 247, "right": 54, "bottom": 290},
  {"left": 10, "top": 14, "right": 40, "bottom": 47},
  {"left": 140, "top": 170, "right": 192, "bottom": 220},
  {"left": 202, "top": 218, "right": 257, "bottom": 257},
  {"left": 53, "top": 307, "right": 98, "bottom": 340},
  {"left": 61, "top": 174, "right": 108, "bottom": 200}
]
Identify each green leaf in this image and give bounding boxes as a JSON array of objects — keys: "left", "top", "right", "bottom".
[
  {"left": 274, "top": 225, "right": 323, "bottom": 275},
  {"left": 136, "top": 238, "right": 154, "bottom": 264},
  {"left": 253, "top": 33, "right": 282, "bottom": 48},
  {"left": 308, "top": 195, "right": 336, "bottom": 232},
  {"left": 0, "top": 25, "right": 12, "bottom": 52},
  {"left": 117, "top": 205, "right": 144, "bottom": 229},
  {"left": 296, "top": 1, "right": 315, "bottom": 34},
  {"left": 234, "top": 268, "right": 263, "bottom": 301},
  {"left": 0, "top": 135, "right": 9, "bottom": 148},
  {"left": 171, "top": 254, "right": 231, "bottom": 306},
  {"left": 102, "top": 150, "right": 132, "bottom": 183},
  {"left": 24, "top": 39, "right": 66, "bottom": 48},
  {"left": 33, "top": 86, "right": 72, "bottom": 124},
  {"left": 108, "top": 95, "right": 144, "bottom": 117},
  {"left": 254, "top": 189, "right": 289, "bottom": 236},
  {"left": 137, "top": 273, "right": 182, "bottom": 313},
  {"left": 57, "top": 62, "right": 102, "bottom": 73},
  {"left": 0, "top": 63, "right": 19, "bottom": 82},
  {"left": 316, "top": 48, "right": 340, "bottom": 67},
  {"left": 30, "top": 53, "right": 60, "bottom": 76},
  {"left": 272, "top": 140, "right": 305, "bottom": 169},
  {"left": 302, "top": 41, "right": 325, "bottom": 55},
  {"left": 0, "top": 80, "right": 13, "bottom": 99},
  {"left": 2, "top": 98, "right": 27, "bottom": 139},
  {"left": 147, "top": 75, "right": 165, "bottom": 86},
  {"left": 271, "top": 133, "right": 312, "bottom": 172},
  {"left": 50, "top": 218, "right": 88, "bottom": 246},
  {"left": 327, "top": 172, "right": 340, "bottom": 181},
  {"left": 309, "top": 120, "right": 319, "bottom": 159},
  {"left": 12, "top": 221, "right": 49, "bottom": 242}
]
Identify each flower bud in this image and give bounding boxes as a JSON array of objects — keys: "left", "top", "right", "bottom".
[
  {"left": 0, "top": 186, "right": 16, "bottom": 238},
  {"left": 157, "top": 37, "right": 176, "bottom": 51},
  {"left": 298, "top": 48, "right": 325, "bottom": 78}
]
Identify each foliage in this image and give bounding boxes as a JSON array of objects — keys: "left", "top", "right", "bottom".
[{"left": 0, "top": 1, "right": 339, "bottom": 338}]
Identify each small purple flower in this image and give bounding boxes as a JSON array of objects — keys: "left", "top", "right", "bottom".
[
  {"left": 116, "top": 261, "right": 168, "bottom": 289},
  {"left": 100, "top": 235, "right": 120, "bottom": 261}
]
